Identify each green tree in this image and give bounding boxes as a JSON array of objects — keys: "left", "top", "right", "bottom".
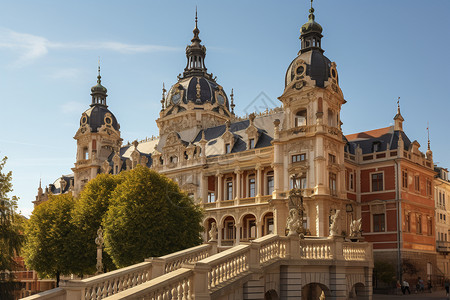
[
  {"left": 24, "top": 193, "right": 80, "bottom": 286},
  {"left": 0, "top": 157, "right": 24, "bottom": 300},
  {"left": 104, "top": 165, "right": 203, "bottom": 268},
  {"left": 71, "top": 173, "right": 123, "bottom": 275}
]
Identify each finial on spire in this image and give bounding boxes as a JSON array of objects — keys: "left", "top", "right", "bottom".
[
  {"left": 191, "top": 7, "right": 200, "bottom": 43},
  {"left": 230, "top": 88, "right": 235, "bottom": 115},
  {"left": 97, "top": 57, "right": 102, "bottom": 84},
  {"left": 195, "top": 6, "right": 198, "bottom": 28},
  {"left": 397, "top": 97, "right": 400, "bottom": 114},
  {"left": 427, "top": 122, "right": 430, "bottom": 150},
  {"left": 309, "top": 0, "right": 315, "bottom": 17},
  {"left": 161, "top": 82, "right": 166, "bottom": 110}
]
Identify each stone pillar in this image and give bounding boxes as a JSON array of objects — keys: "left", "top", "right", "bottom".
[
  {"left": 235, "top": 223, "right": 241, "bottom": 245},
  {"left": 280, "top": 265, "right": 302, "bottom": 299},
  {"left": 235, "top": 168, "right": 242, "bottom": 201},
  {"left": 329, "top": 265, "right": 347, "bottom": 299},
  {"left": 256, "top": 164, "right": 262, "bottom": 197},
  {"left": 270, "top": 199, "right": 288, "bottom": 235},
  {"left": 256, "top": 221, "right": 262, "bottom": 238},
  {"left": 217, "top": 173, "right": 223, "bottom": 202},
  {"left": 217, "top": 224, "right": 223, "bottom": 247},
  {"left": 185, "top": 262, "right": 211, "bottom": 300},
  {"left": 201, "top": 173, "right": 208, "bottom": 203}
]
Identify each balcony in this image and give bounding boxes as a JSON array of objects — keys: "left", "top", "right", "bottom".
[{"left": 436, "top": 241, "right": 450, "bottom": 253}]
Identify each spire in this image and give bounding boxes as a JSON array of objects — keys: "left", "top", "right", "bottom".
[
  {"left": 299, "top": 0, "right": 324, "bottom": 54},
  {"left": 394, "top": 97, "right": 404, "bottom": 131},
  {"left": 230, "top": 88, "right": 235, "bottom": 115},
  {"left": 91, "top": 61, "right": 108, "bottom": 107},
  {"left": 427, "top": 122, "right": 430, "bottom": 150},
  {"left": 161, "top": 82, "right": 166, "bottom": 110},
  {"left": 183, "top": 8, "right": 209, "bottom": 78},
  {"left": 426, "top": 121, "right": 433, "bottom": 159}
]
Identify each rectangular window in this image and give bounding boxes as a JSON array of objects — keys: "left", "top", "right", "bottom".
[
  {"left": 225, "top": 143, "right": 231, "bottom": 154},
  {"left": 416, "top": 215, "right": 422, "bottom": 234},
  {"left": 405, "top": 213, "right": 411, "bottom": 232},
  {"left": 402, "top": 170, "right": 408, "bottom": 188},
  {"left": 414, "top": 175, "right": 420, "bottom": 192},
  {"left": 249, "top": 139, "right": 255, "bottom": 149},
  {"left": 300, "top": 176, "right": 307, "bottom": 189},
  {"left": 329, "top": 154, "right": 336, "bottom": 164},
  {"left": 349, "top": 173, "right": 354, "bottom": 191},
  {"left": 208, "top": 192, "right": 215, "bottom": 203},
  {"left": 329, "top": 172, "right": 337, "bottom": 195},
  {"left": 427, "top": 218, "right": 433, "bottom": 236},
  {"left": 373, "top": 214, "right": 385, "bottom": 232},
  {"left": 426, "top": 179, "right": 432, "bottom": 196},
  {"left": 249, "top": 177, "right": 256, "bottom": 197},
  {"left": 292, "top": 153, "right": 306, "bottom": 163},
  {"left": 226, "top": 181, "right": 233, "bottom": 200},
  {"left": 371, "top": 173, "right": 383, "bottom": 192},
  {"left": 267, "top": 175, "right": 274, "bottom": 195}
]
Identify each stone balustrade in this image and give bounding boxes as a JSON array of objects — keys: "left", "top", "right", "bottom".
[
  {"left": 258, "top": 234, "right": 288, "bottom": 264},
  {"left": 23, "top": 235, "right": 372, "bottom": 300},
  {"left": 343, "top": 242, "right": 371, "bottom": 261},
  {"left": 200, "top": 244, "right": 250, "bottom": 290},
  {"left": 300, "top": 238, "right": 334, "bottom": 260},
  {"left": 102, "top": 268, "right": 194, "bottom": 300}
]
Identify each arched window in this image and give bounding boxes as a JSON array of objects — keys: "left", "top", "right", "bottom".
[{"left": 294, "top": 109, "right": 307, "bottom": 127}]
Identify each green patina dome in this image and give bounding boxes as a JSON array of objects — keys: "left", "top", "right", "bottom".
[{"left": 301, "top": 8, "right": 323, "bottom": 35}]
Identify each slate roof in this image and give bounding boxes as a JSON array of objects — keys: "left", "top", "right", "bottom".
[{"left": 345, "top": 126, "right": 412, "bottom": 155}]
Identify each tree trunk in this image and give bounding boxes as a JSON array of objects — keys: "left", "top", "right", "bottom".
[{"left": 56, "top": 271, "right": 60, "bottom": 287}]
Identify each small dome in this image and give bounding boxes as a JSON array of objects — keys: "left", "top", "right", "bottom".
[
  {"left": 165, "top": 76, "right": 229, "bottom": 110},
  {"left": 91, "top": 81, "right": 107, "bottom": 94},
  {"left": 301, "top": 8, "right": 323, "bottom": 35},
  {"left": 80, "top": 105, "right": 119, "bottom": 132},
  {"left": 285, "top": 49, "right": 332, "bottom": 88}
]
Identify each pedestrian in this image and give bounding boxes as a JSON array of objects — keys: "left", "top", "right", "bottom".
[
  {"left": 396, "top": 280, "right": 402, "bottom": 295},
  {"left": 418, "top": 276, "right": 424, "bottom": 292},
  {"left": 445, "top": 279, "right": 449, "bottom": 297},
  {"left": 402, "top": 279, "right": 410, "bottom": 295}
]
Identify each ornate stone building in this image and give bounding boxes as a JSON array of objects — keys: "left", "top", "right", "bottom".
[{"left": 33, "top": 4, "right": 441, "bottom": 286}]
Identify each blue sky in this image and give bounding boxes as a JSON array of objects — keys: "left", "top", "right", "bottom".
[{"left": 0, "top": 0, "right": 449, "bottom": 216}]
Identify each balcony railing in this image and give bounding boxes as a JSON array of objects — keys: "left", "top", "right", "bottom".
[{"left": 437, "top": 241, "right": 450, "bottom": 253}]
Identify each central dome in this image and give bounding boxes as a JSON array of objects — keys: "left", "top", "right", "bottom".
[{"left": 165, "top": 77, "right": 229, "bottom": 110}]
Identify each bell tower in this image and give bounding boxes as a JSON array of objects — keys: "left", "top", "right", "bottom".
[
  {"left": 72, "top": 67, "right": 122, "bottom": 195},
  {"left": 274, "top": 1, "right": 348, "bottom": 236}
]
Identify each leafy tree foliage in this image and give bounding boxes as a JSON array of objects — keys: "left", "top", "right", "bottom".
[
  {"left": 103, "top": 165, "right": 203, "bottom": 268},
  {"left": 71, "top": 173, "right": 123, "bottom": 274},
  {"left": 24, "top": 193, "right": 79, "bottom": 286},
  {"left": 374, "top": 260, "right": 396, "bottom": 287},
  {"left": 0, "top": 157, "right": 24, "bottom": 299}
]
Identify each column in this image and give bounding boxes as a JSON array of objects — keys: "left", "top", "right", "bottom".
[
  {"left": 235, "top": 223, "right": 241, "bottom": 245},
  {"left": 217, "top": 224, "right": 223, "bottom": 247},
  {"left": 217, "top": 172, "right": 223, "bottom": 202},
  {"left": 201, "top": 173, "right": 208, "bottom": 203},
  {"left": 256, "top": 221, "right": 262, "bottom": 238},
  {"left": 235, "top": 168, "right": 242, "bottom": 201},
  {"left": 256, "top": 164, "right": 262, "bottom": 198}
]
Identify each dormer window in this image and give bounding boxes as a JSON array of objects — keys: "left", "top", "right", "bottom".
[
  {"left": 294, "top": 109, "right": 307, "bottom": 127},
  {"left": 249, "top": 139, "right": 255, "bottom": 149},
  {"left": 372, "top": 141, "right": 381, "bottom": 152}
]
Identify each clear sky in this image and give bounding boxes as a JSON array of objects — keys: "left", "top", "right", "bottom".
[{"left": 1, "top": 0, "right": 449, "bottom": 217}]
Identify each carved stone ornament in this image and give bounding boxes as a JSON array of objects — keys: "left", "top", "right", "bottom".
[
  {"left": 286, "top": 208, "right": 300, "bottom": 236},
  {"left": 208, "top": 222, "right": 217, "bottom": 242},
  {"left": 350, "top": 218, "right": 362, "bottom": 238},
  {"left": 329, "top": 209, "right": 341, "bottom": 237}
]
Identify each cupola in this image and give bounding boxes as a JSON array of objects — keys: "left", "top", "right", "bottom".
[{"left": 91, "top": 65, "right": 108, "bottom": 107}]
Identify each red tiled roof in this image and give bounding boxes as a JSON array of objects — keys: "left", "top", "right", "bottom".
[{"left": 346, "top": 126, "right": 393, "bottom": 141}]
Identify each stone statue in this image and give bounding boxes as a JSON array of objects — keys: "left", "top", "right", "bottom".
[
  {"left": 329, "top": 210, "right": 341, "bottom": 237},
  {"left": 350, "top": 218, "right": 362, "bottom": 237},
  {"left": 286, "top": 209, "right": 300, "bottom": 236},
  {"left": 208, "top": 222, "right": 217, "bottom": 242},
  {"left": 95, "top": 227, "right": 104, "bottom": 274},
  {"left": 95, "top": 227, "right": 104, "bottom": 247}
]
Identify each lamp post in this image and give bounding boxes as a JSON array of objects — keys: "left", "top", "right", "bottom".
[{"left": 289, "top": 174, "right": 305, "bottom": 235}]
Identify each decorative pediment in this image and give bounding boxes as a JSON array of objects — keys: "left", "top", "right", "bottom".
[
  {"left": 165, "top": 131, "right": 183, "bottom": 147},
  {"left": 101, "top": 160, "right": 112, "bottom": 174}
]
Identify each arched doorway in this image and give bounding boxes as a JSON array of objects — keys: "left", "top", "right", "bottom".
[
  {"left": 301, "top": 283, "right": 331, "bottom": 299},
  {"left": 264, "top": 289, "right": 279, "bottom": 300},
  {"left": 349, "top": 282, "right": 367, "bottom": 299},
  {"left": 222, "top": 216, "right": 236, "bottom": 246}
]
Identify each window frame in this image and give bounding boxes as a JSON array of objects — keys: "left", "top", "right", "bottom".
[
  {"left": 371, "top": 172, "right": 384, "bottom": 192},
  {"left": 373, "top": 213, "right": 386, "bottom": 232}
]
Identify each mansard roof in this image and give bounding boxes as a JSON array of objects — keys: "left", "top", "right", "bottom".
[{"left": 345, "top": 126, "right": 412, "bottom": 155}]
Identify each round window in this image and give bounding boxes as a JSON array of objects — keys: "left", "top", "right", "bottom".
[
  {"left": 105, "top": 117, "right": 112, "bottom": 124},
  {"left": 331, "top": 68, "right": 337, "bottom": 78},
  {"left": 296, "top": 66, "right": 305, "bottom": 75},
  {"left": 81, "top": 116, "right": 87, "bottom": 124}
]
